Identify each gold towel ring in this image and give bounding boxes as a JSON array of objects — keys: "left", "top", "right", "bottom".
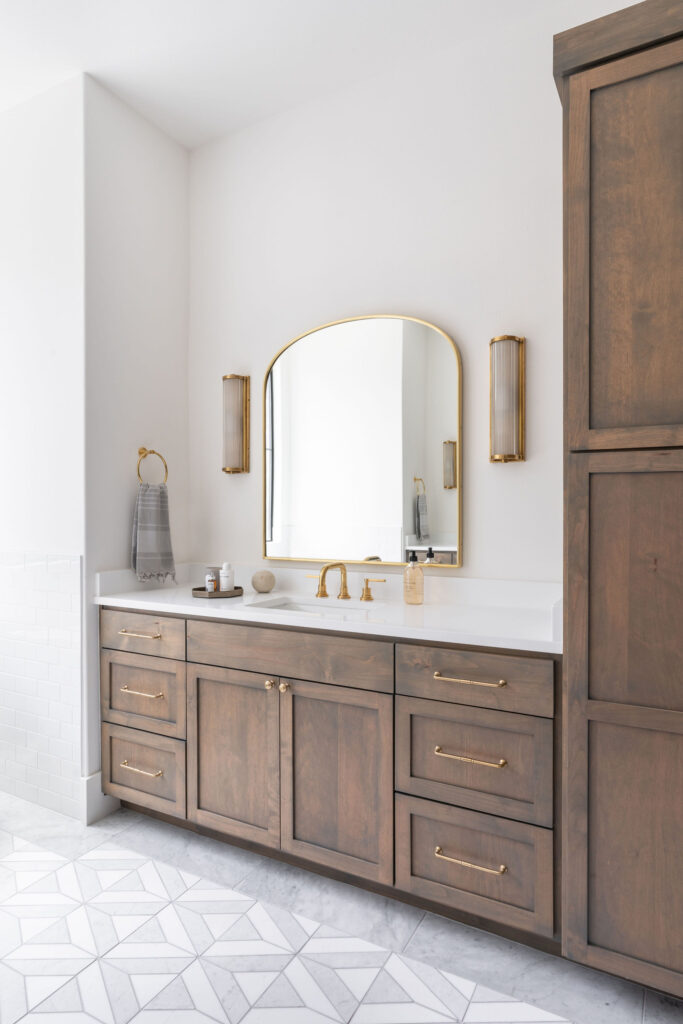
[
  {"left": 414, "top": 476, "right": 426, "bottom": 494},
  {"left": 137, "top": 447, "right": 168, "bottom": 484}
]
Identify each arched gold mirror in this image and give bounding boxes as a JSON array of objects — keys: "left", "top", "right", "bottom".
[{"left": 263, "top": 315, "right": 462, "bottom": 567}]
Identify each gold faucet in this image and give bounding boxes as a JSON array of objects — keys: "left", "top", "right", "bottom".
[{"left": 316, "top": 562, "right": 351, "bottom": 599}]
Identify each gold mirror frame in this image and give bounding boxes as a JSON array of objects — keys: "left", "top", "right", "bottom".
[{"left": 262, "top": 314, "right": 463, "bottom": 568}]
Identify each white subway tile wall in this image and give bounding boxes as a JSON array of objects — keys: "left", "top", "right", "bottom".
[{"left": 0, "top": 553, "right": 82, "bottom": 818}]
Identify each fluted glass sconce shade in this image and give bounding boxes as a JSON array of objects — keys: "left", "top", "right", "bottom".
[
  {"left": 222, "top": 374, "right": 250, "bottom": 473},
  {"left": 443, "top": 441, "right": 457, "bottom": 489},
  {"left": 490, "top": 335, "right": 525, "bottom": 462}
]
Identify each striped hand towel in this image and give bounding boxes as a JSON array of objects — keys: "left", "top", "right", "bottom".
[
  {"left": 415, "top": 492, "right": 430, "bottom": 541},
  {"left": 131, "top": 483, "right": 176, "bottom": 583}
]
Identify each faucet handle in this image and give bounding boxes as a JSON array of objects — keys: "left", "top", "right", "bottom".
[
  {"left": 307, "top": 572, "right": 328, "bottom": 598},
  {"left": 360, "top": 577, "right": 386, "bottom": 602}
]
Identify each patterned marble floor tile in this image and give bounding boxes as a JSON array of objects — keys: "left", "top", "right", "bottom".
[
  {"left": 241, "top": 1012, "right": 339, "bottom": 1023},
  {"left": 0, "top": 802, "right": 578, "bottom": 1024},
  {"left": 462, "top": 1001, "right": 569, "bottom": 1022},
  {"left": 0, "top": 836, "right": 69, "bottom": 898},
  {"left": 299, "top": 928, "right": 392, "bottom": 971}
]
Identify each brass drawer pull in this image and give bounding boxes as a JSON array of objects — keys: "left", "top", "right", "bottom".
[
  {"left": 120, "top": 759, "right": 163, "bottom": 779},
  {"left": 279, "top": 681, "right": 291, "bottom": 693},
  {"left": 264, "top": 679, "right": 276, "bottom": 690},
  {"left": 434, "top": 845, "right": 507, "bottom": 875},
  {"left": 433, "top": 671, "right": 506, "bottom": 688},
  {"left": 434, "top": 745, "right": 507, "bottom": 769},
  {"left": 118, "top": 628, "right": 162, "bottom": 640},
  {"left": 120, "top": 685, "right": 164, "bottom": 700}
]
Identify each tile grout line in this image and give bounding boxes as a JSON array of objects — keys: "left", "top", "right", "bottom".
[{"left": 399, "top": 909, "right": 426, "bottom": 954}]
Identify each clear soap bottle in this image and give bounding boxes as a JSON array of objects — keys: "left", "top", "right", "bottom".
[{"left": 403, "top": 551, "right": 424, "bottom": 605}]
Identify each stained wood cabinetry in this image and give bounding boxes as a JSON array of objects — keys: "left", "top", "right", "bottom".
[
  {"left": 100, "top": 607, "right": 558, "bottom": 945},
  {"left": 557, "top": 0, "right": 683, "bottom": 997},
  {"left": 280, "top": 678, "right": 394, "bottom": 884},
  {"left": 187, "top": 664, "right": 280, "bottom": 848}
]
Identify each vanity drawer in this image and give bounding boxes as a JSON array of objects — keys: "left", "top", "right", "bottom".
[
  {"left": 395, "top": 794, "right": 553, "bottom": 937},
  {"left": 395, "top": 697, "right": 552, "bottom": 826},
  {"left": 101, "top": 722, "right": 186, "bottom": 818},
  {"left": 396, "top": 644, "right": 554, "bottom": 717},
  {"left": 100, "top": 609, "right": 186, "bottom": 661},
  {"left": 186, "top": 620, "right": 393, "bottom": 693},
  {"left": 100, "top": 650, "right": 186, "bottom": 739}
]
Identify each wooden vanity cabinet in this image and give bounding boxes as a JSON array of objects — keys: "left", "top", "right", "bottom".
[
  {"left": 184, "top": 622, "right": 395, "bottom": 882},
  {"left": 101, "top": 608, "right": 558, "bottom": 947},
  {"left": 557, "top": 0, "right": 683, "bottom": 997}
]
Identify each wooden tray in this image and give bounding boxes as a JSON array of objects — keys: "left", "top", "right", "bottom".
[{"left": 192, "top": 586, "right": 243, "bottom": 600}]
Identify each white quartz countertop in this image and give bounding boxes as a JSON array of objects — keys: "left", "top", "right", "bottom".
[{"left": 95, "top": 568, "right": 562, "bottom": 654}]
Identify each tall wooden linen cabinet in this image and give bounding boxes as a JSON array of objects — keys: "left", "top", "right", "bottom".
[{"left": 555, "top": 0, "right": 683, "bottom": 998}]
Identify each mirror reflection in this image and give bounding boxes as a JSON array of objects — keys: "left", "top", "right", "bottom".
[{"left": 263, "top": 316, "right": 462, "bottom": 566}]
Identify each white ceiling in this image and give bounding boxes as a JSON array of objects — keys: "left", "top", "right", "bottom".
[{"left": 0, "top": 0, "right": 544, "bottom": 148}]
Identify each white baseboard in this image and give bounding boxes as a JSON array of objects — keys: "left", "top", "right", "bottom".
[{"left": 81, "top": 771, "right": 119, "bottom": 825}]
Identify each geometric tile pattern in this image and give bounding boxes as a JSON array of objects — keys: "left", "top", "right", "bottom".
[{"left": 0, "top": 836, "right": 572, "bottom": 1024}]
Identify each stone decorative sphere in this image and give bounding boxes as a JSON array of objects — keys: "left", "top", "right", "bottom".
[{"left": 252, "top": 570, "right": 276, "bottom": 594}]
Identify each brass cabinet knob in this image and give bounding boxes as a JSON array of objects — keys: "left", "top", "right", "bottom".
[
  {"left": 264, "top": 679, "right": 276, "bottom": 690},
  {"left": 278, "top": 681, "right": 290, "bottom": 693}
]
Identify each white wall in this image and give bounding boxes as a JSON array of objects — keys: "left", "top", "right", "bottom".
[
  {"left": 0, "top": 79, "right": 85, "bottom": 816},
  {"left": 0, "top": 77, "right": 84, "bottom": 554},
  {"left": 188, "top": 0, "right": 637, "bottom": 584},
  {"left": 83, "top": 76, "right": 189, "bottom": 779}
]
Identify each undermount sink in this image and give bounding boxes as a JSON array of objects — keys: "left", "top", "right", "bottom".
[{"left": 247, "top": 596, "right": 370, "bottom": 622}]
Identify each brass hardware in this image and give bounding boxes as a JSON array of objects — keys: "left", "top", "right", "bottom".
[
  {"left": 414, "top": 476, "right": 426, "bottom": 494},
  {"left": 120, "top": 685, "right": 164, "bottom": 700},
  {"left": 278, "top": 681, "right": 291, "bottom": 693},
  {"left": 118, "top": 628, "right": 162, "bottom": 640},
  {"left": 433, "top": 671, "right": 507, "bottom": 689},
  {"left": 137, "top": 447, "right": 168, "bottom": 485},
  {"left": 120, "top": 760, "right": 163, "bottom": 779},
  {"left": 222, "top": 374, "right": 250, "bottom": 474},
  {"left": 360, "top": 577, "right": 386, "bottom": 602},
  {"left": 264, "top": 679, "right": 276, "bottom": 690},
  {"left": 261, "top": 315, "right": 463, "bottom": 570},
  {"left": 443, "top": 440, "right": 457, "bottom": 489},
  {"left": 434, "top": 745, "right": 507, "bottom": 769},
  {"left": 315, "top": 562, "right": 351, "bottom": 600},
  {"left": 434, "top": 845, "right": 507, "bottom": 875},
  {"left": 490, "top": 335, "right": 525, "bottom": 463}
]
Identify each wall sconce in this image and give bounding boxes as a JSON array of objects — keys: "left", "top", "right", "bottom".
[
  {"left": 443, "top": 441, "right": 457, "bottom": 489},
  {"left": 222, "top": 374, "right": 250, "bottom": 473},
  {"left": 490, "top": 335, "right": 525, "bottom": 462}
]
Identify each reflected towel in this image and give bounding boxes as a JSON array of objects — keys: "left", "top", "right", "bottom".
[
  {"left": 131, "top": 483, "right": 176, "bottom": 583},
  {"left": 416, "top": 492, "right": 430, "bottom": 541}
]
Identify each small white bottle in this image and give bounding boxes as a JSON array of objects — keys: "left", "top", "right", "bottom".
[
  {"left": 205, "top": 569, "right": 217, "bottom": 593},
  {"left": 220, "top": 562, "right": 234, "bottom": 592},
  {"left": 424, "top": 546, "right": 435, "bottom": 564}
]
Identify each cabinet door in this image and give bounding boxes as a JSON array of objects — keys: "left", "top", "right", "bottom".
[
  {"left": 566, "top": 38, "right": 683, "bottom": 451},
  {"left": 564, "top": 450, "right": 683, "bottom": 996},
  {"left": 280, "top": 679, "right": 393, "bottom": 884},
  {"left": 187, "top": 664, "right": 280, "bottom": 848}
]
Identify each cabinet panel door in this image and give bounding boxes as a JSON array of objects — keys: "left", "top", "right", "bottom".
[
  {"left": 564, "top": 449, "right": 683, "bottom": 997},
  {"left": 187, "top": 664, "right": 280, "bottom": 848},
  {"left": 567, "top": 39, "right": 683, "bottom": 450},
  {"left": 588, "top": 720, "right": 683, "bottom": 974},
  {"left": 280, "top": 679, "right": 393, "bottom": 884}
]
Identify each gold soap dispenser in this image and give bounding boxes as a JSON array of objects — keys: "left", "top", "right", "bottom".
[{"left": 403, "top": 551, "right": 424, "bottom": 605}]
